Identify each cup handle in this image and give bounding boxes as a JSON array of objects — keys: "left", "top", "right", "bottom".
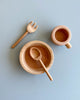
[{"left": 65, "top": 42, "right": 72, "bottom": 49}]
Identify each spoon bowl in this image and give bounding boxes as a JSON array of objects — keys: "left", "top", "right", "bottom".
[
  {"left": 30, "top": 47, "right": 53, "bottom": 81},
  {"left": 30, "top": 47, "right": 42, "bottom": 61}
]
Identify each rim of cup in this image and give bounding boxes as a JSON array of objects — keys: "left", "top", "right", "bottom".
[{"left": 51, "top": 25, "right": 71, "bottom": 46}]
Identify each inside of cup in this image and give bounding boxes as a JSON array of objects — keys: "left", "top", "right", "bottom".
[{"left": 55, "top": 29, "right": 68, "bottom": 42}]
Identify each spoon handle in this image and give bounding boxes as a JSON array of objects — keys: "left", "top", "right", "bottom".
[
  {"left": 11, "top": 31, "right": 28, "bottom": 48},
  {"left": 39, "top": 59, "right": 53, "bottom": 81}
]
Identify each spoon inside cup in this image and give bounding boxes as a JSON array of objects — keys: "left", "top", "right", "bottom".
[{"left": 30, "top": 47, "right": 53, "bottom": 81}]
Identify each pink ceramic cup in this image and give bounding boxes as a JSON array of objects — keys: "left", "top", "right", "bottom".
[{"left": 51, "top": 25, "right": 72, "bottom": 49}]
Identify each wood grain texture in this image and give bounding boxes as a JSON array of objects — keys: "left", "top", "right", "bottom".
[{"left": 11, "top": 21, "right": 38, "bottom": 48}]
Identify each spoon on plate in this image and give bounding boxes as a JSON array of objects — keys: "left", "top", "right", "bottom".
[{"left": 30, "top": 47, "right": 53, "bottom": 81}]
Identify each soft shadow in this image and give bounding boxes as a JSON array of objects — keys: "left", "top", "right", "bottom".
[
  {"left": 36, "top": 29, "right": 58, "bottom": 49},
  {"left": 9, "top": 24, "right": 35, "bottom": 77},
  {"left": 9, "top": 46, "right": 35, "bottom": 78},
  {"left": 9, "top": 23, "right": 63, "bottom": 77},
  {"left": 36, "top": 28, "right": 63, "bottom": 53}
]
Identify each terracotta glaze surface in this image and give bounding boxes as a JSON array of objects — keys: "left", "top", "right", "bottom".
[{"left": 19, "top": 41, "right": 54, "bottom": 74}]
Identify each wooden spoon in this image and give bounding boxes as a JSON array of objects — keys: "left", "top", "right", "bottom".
[
  {"left": 30, "top": 47, "right": 53, "bottom": 81},
  {"left": 11, "top": 21, "right": 38, "bottom": 48}
]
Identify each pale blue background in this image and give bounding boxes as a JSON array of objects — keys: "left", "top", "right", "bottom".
[{"left": 0, "top": 0, "right": 80, "bottom": 100}]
